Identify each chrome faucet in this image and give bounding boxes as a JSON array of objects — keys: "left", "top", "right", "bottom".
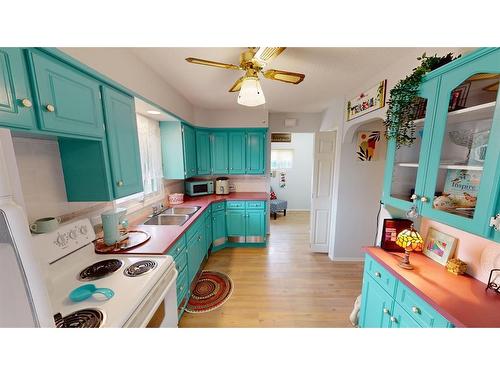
[{"left": 151, "top": 203, "right": 165, "bottom": 216}]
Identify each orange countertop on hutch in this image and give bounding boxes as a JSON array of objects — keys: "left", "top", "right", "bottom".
[
  {"left": 97, "top": 193, "right": 268, "bottom": 256},
  {"left": 364, "top": 246, "right": 500, "bottom": 328}
]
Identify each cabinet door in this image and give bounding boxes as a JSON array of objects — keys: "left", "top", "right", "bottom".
[
  {"left": 28, "top": 51, "right": 104, "bottom": 138},
  {"left": 420, "top": 49, "right": 500, "bottom": 238},
  {"left": 228, "top": 131, "right": 246, "bottom": 174},
  {"left": 226, "top": 209, "right": 246, "bottom": 242},
  {"left": 187, "top": 234, "right": 199, "bottom": 284},
  {"left": 101, "top": 86, "right": 143, "bottom": 198},
  {"left": 182, "top": 124, "right": 197, "bottom": 178},
  {"left": 359, "top": 274, "right": 393, "bottom": 328},
  {"left": 196, "top": 227, "right": 206, "bottom": 269},
  {"left": 196, "top": 130, "right": 211, "bottom": 175},
  {"left": 246, "top": 131, "right": 266, "bottom": 174},
  {"left": 211, "top": 132, "right": 229, "bottom": 174},
  {"left": 391, "top": 303, "right": 421, "bottom": 328},
  {"left": 382, "top": 77, "right": 439, "bottom": 212},
  {"left": 246, "top": 210, "right": 266, "bottom": 243},
  {"left": 212, "top": 209, "right": 227, "bottom": 247},
  {"left": 0, "top": 48, "right": 36, "bottom": 130},
  {"left": 205, "top": 213, "right": 213, "bottom": 252}
]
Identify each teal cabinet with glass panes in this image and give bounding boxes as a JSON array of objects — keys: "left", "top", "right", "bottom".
[{"left": 382, "top": 48, "right": 500, "bottom": 242}]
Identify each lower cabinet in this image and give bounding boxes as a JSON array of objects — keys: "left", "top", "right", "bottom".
[
  {"left": 212, "top": 203, "right": 227, "bottom": 248},
  {"left": 359, "top": 254, "right": 453, "bottom": 328},
  {"left": 226, "top": 200, "right": 267, "bottom": 245},
  {"left": 167, "top": 235, "right": 189, "bottom": 317}
]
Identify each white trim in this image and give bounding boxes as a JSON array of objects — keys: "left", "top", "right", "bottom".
[
  {"left": 329, "top": 255, "right": 365, "bottom": 262},
  {"left": 285, "top": 209, "right": 310, "bottom": 212}
]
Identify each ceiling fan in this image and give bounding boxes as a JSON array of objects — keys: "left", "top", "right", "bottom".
[{"left": 185, "top": 47, "right": 305, "bottom": 107}]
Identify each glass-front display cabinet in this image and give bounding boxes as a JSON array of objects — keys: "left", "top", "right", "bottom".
[{"left": 383, "top": 48, "right": 500, "bottom": 241}]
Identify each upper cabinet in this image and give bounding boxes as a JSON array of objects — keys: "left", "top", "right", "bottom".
[
  {"left": 196, "top": 129, "right": 211, "bottom": 175},
  {"left": 211, "top": 131, "right": 229, "bottom": 174},
  {"left": 27, "top": 51, "right": 105, "bottom": 138},
  {"left": 0, "top": 48, "right": 36, "bottom": 130},
  {"left": 246, "top": 130, "right": 266, "bottom": 174},
  {"left": 183, "top": 124, "right": 197, "bottom": 178},
  {"left": 160, "top": 121, "right": 197, "bottom": 179},
  {"left": 383, "top": 48, "right": 500, "bottom": 242},
  {"left": 101, "top": 86, "right": 143, "bottom": 198},
  {"left": 228, "top": 131, "right": 246, "bottom": 174}
]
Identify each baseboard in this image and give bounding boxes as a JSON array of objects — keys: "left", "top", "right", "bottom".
[
  {"left": 286, "top": 209, "right": 310, "bottom": 212},
  {"left": 329, "top": 255, "right": 365, "bottom": 262}
]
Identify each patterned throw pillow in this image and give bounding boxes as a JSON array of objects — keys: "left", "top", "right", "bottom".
[{"left": 270, "top": 191, "right": 277, "bottom": 200}]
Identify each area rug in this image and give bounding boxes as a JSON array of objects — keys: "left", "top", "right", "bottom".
[{"left": 185, "top": 271, "right": 233, "bottom": 313}]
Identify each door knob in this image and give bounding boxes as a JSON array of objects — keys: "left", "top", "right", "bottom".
[
  {"left": 20, "top": 98, "right": 32, "bottom": 108},
  {"left": 45, "top": 104, "right": 55, "bottom": 112}
]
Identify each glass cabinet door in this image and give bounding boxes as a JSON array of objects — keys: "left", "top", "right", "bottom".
[
  {"left": 421, "top": 50, "right": 500, "bottom": 237},
  {"left": 383, "top": 77, "right": 439, "bottom": 211}
]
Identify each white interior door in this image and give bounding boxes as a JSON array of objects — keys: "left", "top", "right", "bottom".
[{"left": 310, "top": 131, "right": 336, "bottom": 252}]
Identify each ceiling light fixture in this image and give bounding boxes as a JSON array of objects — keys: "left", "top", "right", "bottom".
[
  {"left": 147, "top": 110, "right": 161, "bottom": 115},
  {"left": 237, "top": 77, "right": 266, "bottom": 107}
]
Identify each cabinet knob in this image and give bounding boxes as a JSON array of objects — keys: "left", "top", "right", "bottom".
[
  {"left": 390, "top": 316, "right": 397, "bottom": 323},
  {"left": 117, "top": 180, "right": 124, "bottom": 187},
  {"left": 411, "top": 306, "right": 421, "bottom": 314},
  {"left": 45, "top": 104, "right": 55, "bottom": 112},
  {"left": 420, "top": 196, "right": 428, "bottom": 203},
  {"left": 176, "top": 247, "right": 181, "bottom": 253},
  {"left": 383, "top": 308, "right": 390, "bottom": 314},
  {"left": 374, "top": 271, "right": 381, "bottom": 278},
  {"left": 410, "top": 194, "right": 418, "bottom": 201},
  {"left": 20, "top": 98, "right": 32, "bottom": 108}
]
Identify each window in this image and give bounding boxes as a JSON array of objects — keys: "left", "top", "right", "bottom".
[
  {"left": 136, "top": 114, "right": 163, "bottom": 196},
  {"left": 271, "top": 149, "right": 294, "bottom": 169}
]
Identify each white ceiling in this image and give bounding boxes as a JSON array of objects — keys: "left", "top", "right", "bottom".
[
  {"left": 134, "top": 97, "right": 178, "bottom": 122},
  {"left": 129, "top": 47, "right": 427, "bottom": 113}
]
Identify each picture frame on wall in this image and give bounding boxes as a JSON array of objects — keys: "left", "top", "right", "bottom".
[
  {"left": 346, "top": 80, "right": 386, "bottom": 121},
  {"left": 423, "top": 228, "right": 458, "bottom": 265}
]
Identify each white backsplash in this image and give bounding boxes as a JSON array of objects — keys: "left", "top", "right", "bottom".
[{"left": 193, "top": 175, "right": 268, "bottom": 192}]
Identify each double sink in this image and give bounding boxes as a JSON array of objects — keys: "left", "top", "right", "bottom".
[{"left": 143, "top": 206, "right": 201, "bottom": 226}]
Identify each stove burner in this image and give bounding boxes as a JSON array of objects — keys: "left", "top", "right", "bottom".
[
  {"left": 124, "top": 260, "right": 157, "bottom": 277},
  {"left": 54, "top": 309, "right": 104, "bottom": 328},
  {"left": 79, "top": 259, "right": 123, "bottom": 281}
]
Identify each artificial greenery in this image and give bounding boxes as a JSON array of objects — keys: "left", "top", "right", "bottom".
[{"left": 384, "top": 52, "right": 460, "bottom": 147}]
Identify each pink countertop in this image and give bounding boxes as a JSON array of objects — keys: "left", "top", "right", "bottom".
[
  {"left": 97, "top": 193, "right": 268, "bottom": 256},
  {"left": 364, "top": 246, "right": 500, "bottom": 328}
]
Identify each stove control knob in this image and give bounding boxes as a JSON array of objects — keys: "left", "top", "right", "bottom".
[
  {"left": 79, "top": 226, "right": 88, "bottom": 235},
  {"left": 69, "top": 230, "right": 77, "bottom": 239},
  {"left": 56, "top": 234, "right": 66, "bottom": 246}
]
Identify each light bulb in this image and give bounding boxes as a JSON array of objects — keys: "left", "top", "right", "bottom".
[{"left": 237, "top": 77, "right": 265, "bottom": 107}]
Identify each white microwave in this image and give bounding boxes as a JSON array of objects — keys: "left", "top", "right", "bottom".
[{"left": 185, "top": 180, "right": 214, "bottom": 196}]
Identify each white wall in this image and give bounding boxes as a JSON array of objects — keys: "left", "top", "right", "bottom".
[
  {"left": 269, "top": 112, "right": 322, "bottom": 133},
  {"left": 270, "top": 133, "right": 314, "bottom": 210},
  {"left": 60, "top": 48, "right": 195, "bottom": 124},
  {"left": 193, "top": 107, "right": 268, "bottom": 128}
]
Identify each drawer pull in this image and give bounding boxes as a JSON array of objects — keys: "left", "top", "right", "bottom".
[
  {"left": 21, "top": 98, "right": 33, "bottom": 108},
  {"left": 383, "top": 308, "right": 390, "bottom": 314},
  {"left": 374, "top": 271, "right": 381, "bottom": 278},
  {"left": 390, "top": 316, "right": 397, "bottom": 323},
  {"left": 45, "top": 104, "right": 55, "bottom": 112},
  {"left": 412, "top": 306, "right": 421, "bottom": 314}
]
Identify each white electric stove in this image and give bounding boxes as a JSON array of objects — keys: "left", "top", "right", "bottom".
[{"left": 33, "top": 219, "right": 178, "bottom": 328}]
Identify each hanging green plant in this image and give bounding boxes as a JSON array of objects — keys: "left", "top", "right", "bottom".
[{"left": 384, "top": 52, "right": 460, "bottom": 147}]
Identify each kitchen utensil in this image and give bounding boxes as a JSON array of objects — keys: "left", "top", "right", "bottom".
[
  {"left": 101, "top": 207, "right": 128, "bottom": 246},
  {"left": 168, "top": 193, "right": 184, "bottom": 205},
  {"left": 69, "top": 284, "right": 114, "bottom": 302},
  {"left": 95, "top": 230, "right": 151, "bottom": 253},
  {"left": 30, "top": 217, "right": 61, "bottom": 234}
]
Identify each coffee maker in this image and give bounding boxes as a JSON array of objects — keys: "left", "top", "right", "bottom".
[
  {"left": 101, "top": 207, "right": 129, "bottom": 246},
  {"left": 215, "top": 177, "right": 230, "bottom": 195}
]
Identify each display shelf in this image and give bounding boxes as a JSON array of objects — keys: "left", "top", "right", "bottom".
[
  {"left": 413, "top": 101, "right": 496, "bottom": 126},
  {"left": 396, "top": 162, "right": 483, "bottom": 171}
]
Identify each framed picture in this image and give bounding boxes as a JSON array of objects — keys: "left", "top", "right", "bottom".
[
  {"left": 271, "top": 133, "right": 292, "bottom": 142},
  {"left": 423, "top": 228, "right": 458, "bottom": 265},
  {"left": 346, "top": 80, "right": 386, "bottom": 121},
  {"left": 448, "top": 82, "right": 471, "bottom": 111},
  {"left": 356, "top": 131, "right": 381, "bottom": 161},
  {"left": 381, "top": 218, "right": 414, "bottom": 251}
]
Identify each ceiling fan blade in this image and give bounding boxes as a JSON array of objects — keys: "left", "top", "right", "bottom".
[
  {"left": 253, "top": 47, "right": 286, "bottom": 66},
  {"left": 263, "top": 69, "right": 305, "bottom": 84},
  {"left": 229, "top": 76, "right": 245, "bottom": 92},
  {"left": 185, "top": 57, "right": 241, "bottom": 70}
]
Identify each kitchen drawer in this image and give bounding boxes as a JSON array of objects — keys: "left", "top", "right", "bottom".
[
  {"left": 226, "top": 200, "right": 245, "bottom": 209},
  {"left": 186, "top": 217, "right": 204, "bottom": 242},
  {"left": 173, "top": 247, "right": 187, "bottom": 273},
  {"left": 176, "top": 267, "right": 189, "bottom": 306},
  {"left": 364, "top": 254, "right": 398, "bottom": 296},
  {"left": 212, "top": 201, "right": 225, "bottom": 212},
  {"left": 246, "top": 200, "right": 265, "bottom": 209},
  {"left": 391, "top": 302, "right": 422, "bottom": 328},
  {"left": 167, "top": 236, "right": 186, "bottom": 259},
  {"left": 395, "top": 282, "right": 450, "bottom": 328}
]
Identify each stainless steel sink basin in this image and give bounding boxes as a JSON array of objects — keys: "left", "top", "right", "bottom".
[
  {"left": 162, "top": 206, "right": 201, "bottom": 215},
  {"left": 143, "top": 214, "right": 190, "bottom": 226}
]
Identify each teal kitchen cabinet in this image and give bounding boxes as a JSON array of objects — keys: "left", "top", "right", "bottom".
[
  {"left": 183, "top": 124, "right": 197, "bottom": 178},
  {"left": 210, "top": 131, "right": 229, "bottom": 174},
  {"left": 382, "top": 48, "right": 500, "bottom": 242},
  {"left": 226, "top": 200, "right": 267, "bottom": 245},
  {"left": 204, "top": 207, "right": 213, "bottom": 253},
  {"left": 246, "top": 130, "right": 266, "bottom": 174},
  {"left": 228, "top": 131, "right": 246, "bottom": 174},
  {"left": 246, "top": 210, "right": 266, "bottom": 242},
  {"left": 101, "top": 86, "right": 143, "bottom": 199},
  {"left": 359, "top": 254, "right": 452, "bottom": 328},
  {"left": 27, "top": 50, "right": 105, "bottom": 138},
  {"left": 187, "top": 230, "right": 200, "bottom": 284},
  {"left": 196, "top": 129, "right": 211, "bottom": 175},
  {"left": 226, "top": 209, "right": 246, "bottom": 242},
  {"left": 160, "top": 121, "right": 197, "bottom": 179},
  {"left": 212, "top": 203, "right": 227, "bottom": 249},
  {"left": 0, "top": 48, "right": 36, "bottom": 130}
]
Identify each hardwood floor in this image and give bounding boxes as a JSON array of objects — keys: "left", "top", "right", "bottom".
[{"left": 179, "top": 211, "right": 363, "bottom": 328}]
